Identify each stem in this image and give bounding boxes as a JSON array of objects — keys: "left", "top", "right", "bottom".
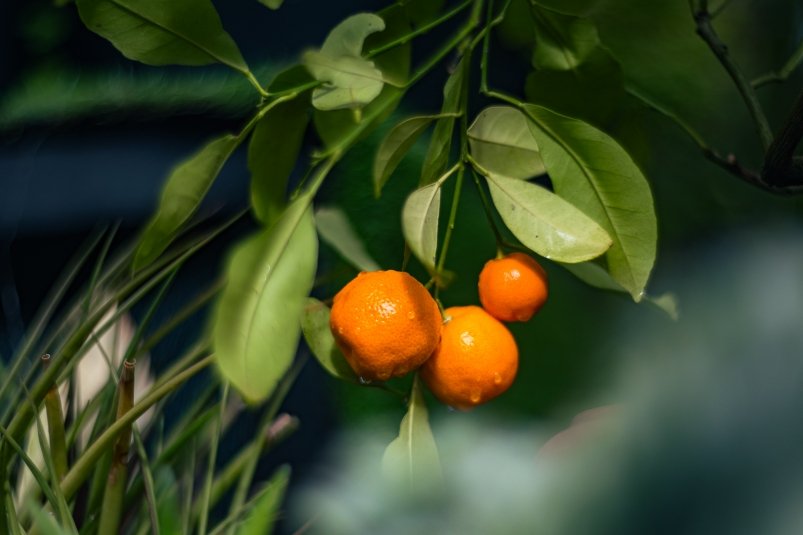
[
  {"left": 97, "top": 360, "right": 136, "bottom": 535},
  {"left": 60, "top": 355, "right": 213, "bottom": 500},
  {"left": 468, "top": 167, "right": 505, "bottom": 246},
  {"left": 405, "top": 10, "right": 480, "bottom": 87},
  {"left": 243, "top": 70, "right": 269, "bottom": 99},
  {"left": 690, "top": 0, "right": 774, "bottom": 151},
  {"left": 761, "top": 88, "right": 803, "bottom": 189},
  {"left": 197, "top": 382, "right": 229, "bottom": 535},
  {"left": 435, "top": 166, "right": 465, "bottom": 280},
  {"left": 366, "top": 0, "right": 475, "bottom": 58},
  {"left": 41, "top": 355, "right": 68, "bottom": 482},
  {"left": 752, "top": 39, "right": 803, "bottom": 88}
]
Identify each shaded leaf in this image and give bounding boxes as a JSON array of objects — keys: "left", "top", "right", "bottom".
[
  {"left": 257, "top": 0, "right": 283, "bottom": 10},
  {"left": 367, "top": 4, "right": 413, "bottom": 86},
  {"left": 530, "top": 4, "right": 599, "bottom": 71},
  {"left": 562, "top": 261, "right": 679, "bottom": 320},
  {"left": 236, "top": 465, "right": 291, "bottom": 535},
  {"left": 485, "top": 172, "right": 611, "bottom": 262},
  {"left": 133, "top": 133, "right": 242, "bottom": 271},
  {"left": 213, "top": 206, "right": 318, "bottom": 403},
  {"left": 303, "top": 14, "right": 386, "bottom": 110},
  {"left": 315, "top": 207, "right": 380, "bottom": 273},
  {"left": 75, "top": 0, "right": 247, "bottom": 72},
  {"left": 467, "top": 106, "right": 545, "bottom": 179},
  {"left": 249, "top": 97, "right": 309, "bottom": 227},
  {"left": 523, "top": 103, "right": 656, "bottom": 299},
  {"left": 373, "top": 115, "right": 438, "bottom": 197},
  {"left": 300, "top": 298, "right": 357, "bottom": 381},
  {"left": 420, "top": 58, "right": 466, "bottom": 186},
  {"left": 154, "top": 468, "right": 182, "bottom": 535},
  {"left": 267, "top": 64, "right": 315, "bottom": 94},
  {"left": 402, "top": 177, "right": 447, "bottom": 273},
  {"left": 382, "top": 376, "right": 442, "bottom": 489}
]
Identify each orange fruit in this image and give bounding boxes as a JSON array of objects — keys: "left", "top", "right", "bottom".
[
  {"left": 421, "top": 306, "right": 518, "bottom": 410},
  {"left": 478, "top": 252, "right": 548, "bottom": 322},
  {"left": 329, "top": 270, "right": 442, "bottom": 382}
]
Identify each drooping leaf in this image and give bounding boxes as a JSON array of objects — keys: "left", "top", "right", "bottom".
[
  {"left": 236, "top": 465, "right": 291, "bottom": 535},
  {"left": 523, "top": 103, "right": 657, "bottom": 299},
  {"left": 467, "top": 106, "right": 545, "bottom": 179},
  {"left": 257, "top": 0, "right": 283, "bottom": 10},
  {"left": 530, "top": 4, "right": 600, "bottom": 71},
  {"left": 485, "top": 172, "right": 611, "bottom": 262},
  {"left": 213, "top": 205, "right": 318, "bottom": 403},
  {"left": 300, "top": 298, "right": 357, "bottom": 382},
  {"left": 382, "top": 376, "right": 442, "bottom": 489},
  {"left": 249, "top": 97, "right": 309, "bottom": 227},
  {"left": 75, "top": 0, "right": 248, "bottom": 72},
  {"left": 133, "top": 133, "right": 242, "bottom": 271},
  {"left": 373, "top": 115, "right": 438, "bottom": 197},
  {"left": 303, "top": 14, "right": 386, "bottom": 111},
  {"left": 402, "top": 178, "right": 446, "bottom": 273},
  {"left": 420, "top": 58, "right": 467, "bottom": 186},
  {"left": 314, "top": 207, "right": 381, "bottom": 273},
  {"left": 561, "top": 261, "right": 679, "bottom": 320}
]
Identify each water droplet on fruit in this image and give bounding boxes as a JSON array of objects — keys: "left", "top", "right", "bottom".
[
  {"left": 407, "top": 311, "right": 416, "bottom": 320},
  {"left": 376, "top": 371, "right": 391, "bottom": 381},
  {"left": 358, "top": 376, "right": 372, "bottom": 385},
  {"left": 470, "top": 391, "right": 481, "bottom": 404},
  {"left": 493, "top": 373, "right": 502, "bottom": 385},
  {"left": 447, "top": 405, "right": 458, "bottom": 413}
]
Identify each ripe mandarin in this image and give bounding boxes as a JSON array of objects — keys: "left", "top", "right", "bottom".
[
  {"left": 421, "top": 306, "right": 518, "bottom": 410},
  {"left": 329, "top": 270, "right": 442, "bottom": 382},
  {"left": 478, "top": 252, "right": 548, "bottom": 322}
]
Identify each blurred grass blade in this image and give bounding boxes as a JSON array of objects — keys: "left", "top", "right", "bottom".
[
  {"left": 234, "top": 464, "right": 291, "bottom": 535},
  {"left": 197, "top": 383, "right": 229, "bottom": 535},
  {"left": 314, "top": 206, "right": 381, "bottom": 273}
]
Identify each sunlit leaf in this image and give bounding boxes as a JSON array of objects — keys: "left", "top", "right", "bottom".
[
  {"left": 402, "top": 177, "right": 447, "bottom": 273},
  {"left": 213, "top": 205, "right": 318, "bottom": 403},
  {"left": 249, "top": 97, "right": 309, "bottom": 227},
  {"left": 303, "top": 14, "right": 386, "bottom": 110},
  {"left": 420, "top": 58, "right": 466, "bottom": 186},
  {"left": 300, "top": 298, "right": 357, "bottom": 381},
  {"left": 382, "top": 376, "right": 442, "bottom": 489},
  {"left": 236, "top": 465, "right": 291, "bottom": 535},
  {"left": 75, "top": 0, "right": 248, "bottom": 72},
  {"left": 133, "top": 133, "right": 242, "bottom": 271},
  {"left": 485, "top": 173, "right": 611, "bottom": 262},
  {"left": 530, "top": 4, "right": 599, "bottom": 71},
  {"left": 315, "top": 207, "right": 381, "bottom": 273},
  {"left": 467, "top": 106, "right": 545, "bottom": 179},
  {"left": 524, "top": 103, "right": 656, "bottom": 299},
  {"left": 373, "top": 115, "right": 438, "bottom": 197}
]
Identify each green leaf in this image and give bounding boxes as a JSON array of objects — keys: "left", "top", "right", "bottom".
[
  {"left": 382, "top": 376, "right": 442, "bottom": 489},
  {"left": 367, "top": 4, "right": 413, "bottom": 86},
  {"left": 530, "top": 4, "right": 599, "bottom": 71},
  {"left": 236, "top": 465, "right": 291, "bottom": 535},
  {"left": 373, "top": 115, "right": 438, "bottom": 197},
  {"left": 257, "top": 0, "right": 283, "bottom": 10},
  {"left": 485, "top": 172, "right": 611, "bottom": 262},
  {"left": 561, "top": 261, "right": 679, "bottom": 320},
  {"left": 300, "top": 298, "right": 357, "bottom": 381},
  {"left": 420, "top": 58, "right": 467, "bottom": 186},
  {"left": 523, "top": 103, "right": 657, "bottom": 299},
  {"left": 314, "top": 87, "right": 404, "bottom": 152},
  {"left": 267, "top": 64, "right": 315, "bottom": 94},
  {"left": 213, "top": 205, "right": 318, "bottom": 404},
  {"left": 249, "top": 97, "right": 309, "bottom": 227},
  {"left": 303, "top": 14, "right": 386, "bottom": 111},
  {"left": 402, "top": 176, "right": 448, "bottom": 273},
  {"left": 314, "top": 207, "right": 381, "bottom": 272},
  {"left": 26, "top": 504, "right": 71, "bottom": 535},
  {"left": 133, "top": 133, "right": 242, "bottom": 271},
  {"left": 75, "top": 0, "right": 247, "bottom": 72},
  {"left": 467, "top": 106, "right": 545, "bottom": 179},
  {"left": 154, "top": 468, "right": 182, "bottom": 535}
]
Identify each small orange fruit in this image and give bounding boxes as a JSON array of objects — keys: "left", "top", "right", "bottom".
[
  {"left": 421, "top": 306, "right": 518, "bottom": 410},
  {"left": 330, "top": 270, "right": 442, "bottom": 382},
  {"left": 478, "top": 252, "right": 548, "bottom": 322}
]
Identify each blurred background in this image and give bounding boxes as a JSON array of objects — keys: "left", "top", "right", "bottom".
[{"left": 2, "top": 0, "right": 803, "bottom": 532}]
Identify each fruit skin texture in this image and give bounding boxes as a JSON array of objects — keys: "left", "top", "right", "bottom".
[
  {"left": 329, "top": 270, "right": 442, "bottom": 382},
  {"left": 478, "top": 252, "right": 548, "bottom": 322},
  {"left": 421, "top": 306, "right": 518, "bottom": 410}
]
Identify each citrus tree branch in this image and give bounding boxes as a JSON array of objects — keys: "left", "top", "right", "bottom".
[{"left": 752, "top": 39, "right": 803, "bottom": 88}]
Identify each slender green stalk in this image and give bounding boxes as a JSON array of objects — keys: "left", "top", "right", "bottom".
[
  {"left": 690, "top": 0, "right": 773, "bottom": 151},
  {"left": 41, "top": 356, "right": 68, "bottom": 483},
  {"left": 97, "top": 360, "right": 136, "bottom": 535},
  {"left": 60, "top": 355, "right": 213, "bottom": 500},
  {"left": 366, "top": 0, "right": 475, "bottom": 58},
  {"left": 132, "top": 431, "right": 160, "bottom": 535},
  {"left": 197, "top": 382, "right": 229, "bottom": 535},
  {"left": 752, "top": 39, "right": 803, "bottom": 88},
  {"left": 243, "top": 70, "right": 269, "bottom": 99}
]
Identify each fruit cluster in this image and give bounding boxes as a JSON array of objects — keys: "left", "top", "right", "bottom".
[{"left": 329, "top": 253, "right": 548, "bottom": 410}]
